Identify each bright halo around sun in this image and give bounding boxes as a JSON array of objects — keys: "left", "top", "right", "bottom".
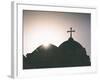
[{"left": 43, "top": 42, "right": 50, "bottom": 48}]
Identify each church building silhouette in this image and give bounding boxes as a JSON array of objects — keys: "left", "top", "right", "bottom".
[{"left": 23, "top": 27, "right": 91, "bottom": 69}]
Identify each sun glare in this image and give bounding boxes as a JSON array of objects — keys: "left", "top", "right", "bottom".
[
  {"left": 43, "top": 42, "right": 50, "bottom": 48},
  {"left": 24, "top": 26, "right": 65, "bottom": 55},
  {"left": 24, "top": 10, "right": 91, "bottom": 56}
]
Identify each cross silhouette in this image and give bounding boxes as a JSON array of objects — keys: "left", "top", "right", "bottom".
[{"left": 67, "top": 27, "right": 75, "bottom": 38}]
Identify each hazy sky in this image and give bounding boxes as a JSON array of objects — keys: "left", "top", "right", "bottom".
[{"left": 23, "top": 10, "right": 91, "bottom": 56}]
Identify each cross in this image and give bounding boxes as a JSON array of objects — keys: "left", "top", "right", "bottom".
[{"left": 67, "top": 27, "right": 75, "bottom": 38}]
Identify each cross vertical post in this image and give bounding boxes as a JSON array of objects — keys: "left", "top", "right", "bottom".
[{"left": 67, "top": 27, "right": 75, "bottom": 38}]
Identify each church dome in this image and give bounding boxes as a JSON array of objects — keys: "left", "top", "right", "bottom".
[
  {"left": 60, "top": 37, "right": 83, "bottom": 47},
  {"left": 32, "top": 43, "right": 58, "bottom": 56},
  {"left": 59, "top": 37, "right": 86, "bottom": 56},
  {"left": 59, "top": 37, "right": 91, "bottom": 66}
]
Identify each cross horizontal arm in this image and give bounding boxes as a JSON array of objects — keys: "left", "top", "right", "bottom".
[{"left": 67, "top": 30, "right": 75, "bottom": 32}]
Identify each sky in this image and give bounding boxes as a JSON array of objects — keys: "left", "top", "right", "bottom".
[{"left": 23, "top": 10, "right": 91, "bottom": 56}]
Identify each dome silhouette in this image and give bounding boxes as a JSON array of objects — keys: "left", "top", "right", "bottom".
[
  {"left": 59, "top": 37, "right": 85, "bottom": 55},
  {"left": 23, "top": 44, "right": 61, "bottom": 69},
  {"left": 32, "top": 44, "right": 58, "bottom": 56},
  {"left": 59, "top": 37, "right": 91, "bottom": 67}
]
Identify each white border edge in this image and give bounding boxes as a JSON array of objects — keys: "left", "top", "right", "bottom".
[
  {"left": 11, "top": 1, "right": 97, "bottom": 79},
  {"left": 11, "top": 1, "right": 18, "bottom": 78}
]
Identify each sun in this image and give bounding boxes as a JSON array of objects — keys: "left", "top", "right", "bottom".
[{"left": 43, "top": 42, "right": 50, "bottom": 48}]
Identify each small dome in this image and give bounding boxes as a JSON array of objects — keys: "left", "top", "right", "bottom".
[{"left": 32, "top": 44, "right": 58, "bottom": 56}]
